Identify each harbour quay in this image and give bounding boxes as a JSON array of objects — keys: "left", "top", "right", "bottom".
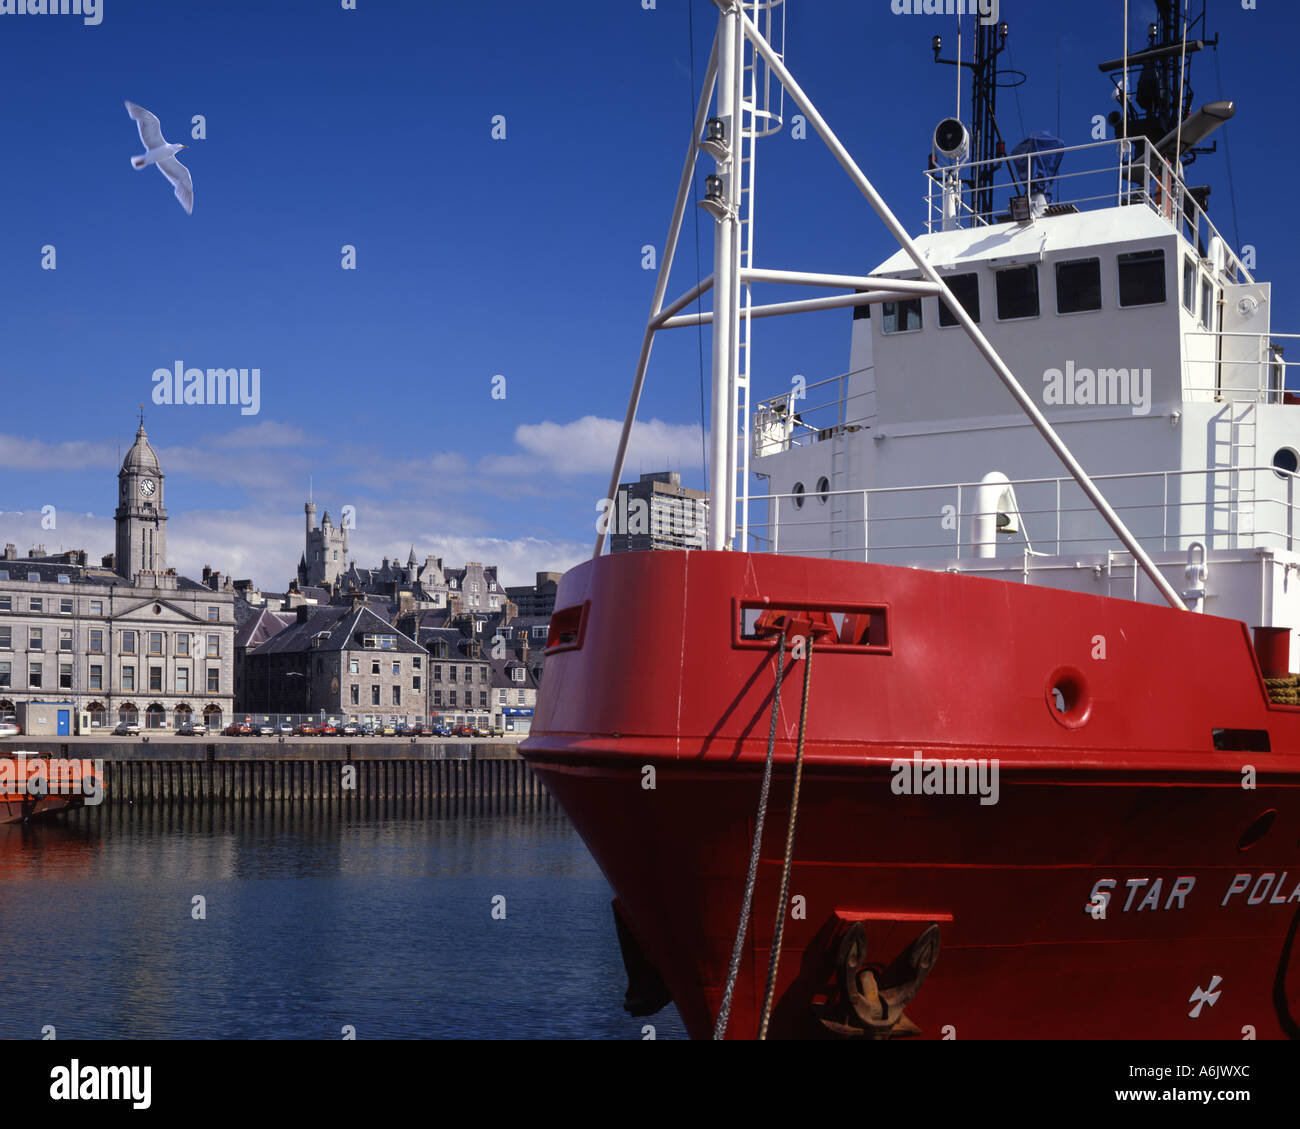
[{"left": 0, "top": 737, "right": 548, "bottom": 807}]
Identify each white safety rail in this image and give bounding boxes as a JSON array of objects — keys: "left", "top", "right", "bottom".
[
  {"left": 1183, "top": 330, "right": 1297, "bottom": 405},
  {"left": 752, "top": 371, "right": 876, "bottom": 458},
  {"left": 924, "top": 137, "right": 1255, "bottom": 284},
  {"left": 746, "top": 466, "right": 1300, "bottom": 562}
]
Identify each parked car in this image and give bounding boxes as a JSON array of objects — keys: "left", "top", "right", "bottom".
[
  {"left": 380, "top": 723, "right": 397, "bottom": 737},
  {"left": 295, "top": 722, "right": 319, "bottom": 737},
  {"left": 489, "top": 726, "right": 505, "bottom": 738},
  {"left": 277, "top": 722, "right": 294, "bottom": 736},
  {"left": 113, "top": 722, "right": 141, "bottom": 736},
  {"left": 433, "top": 724, "right": 453, "bottom": 737},
  {"left": 340, "top": 722, "right": 359, "bottom": 737},
  {"left": 319, "top": 723, "right": 338, "bottom": 736},
  {"left": 176, "top": 723, "right": 199, "bottom": 736},
  {"left": 473, "top": 726, "right": 492, "bottom": 738},
  {"left": 0, "top": 722, "right": 19, "bottom": 738},
  {"left": 359, "top": 722, "right": 377, "bottom": 737},
  {"left": 257, "top": 724, "right": 275, "bottom": 736},
  {"left": 413, "top": 723, "right": 433, "bottom": 737},
  {"left": 454, "top": 724, "right": 474, "bottom": 738}
]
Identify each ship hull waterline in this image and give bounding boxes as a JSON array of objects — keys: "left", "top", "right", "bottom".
[{"left": 520, "top": 550, "right": 1300, "bottom": 1040}]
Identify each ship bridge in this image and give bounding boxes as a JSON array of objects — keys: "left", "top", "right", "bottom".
[{"left": 749, "top": 137, "right": 1299, "bottom": 663}]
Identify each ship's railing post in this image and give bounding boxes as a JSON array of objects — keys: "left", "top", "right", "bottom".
[
  {"left": 955, "top": 483, "right": 963, "bottom": 557},
  {"left": 862, "top": 490, "right": 869, "bottom": 561}
]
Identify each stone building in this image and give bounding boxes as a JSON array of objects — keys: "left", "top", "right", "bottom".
[
  {"left": 0, "top": 421, "right": 236, "bottom": 730},
  {"left": 505, "top": 572, "right": 562, "bottom": 618},
  {"left": 242, "top": 598, "right": 427, "bottom": 720}
]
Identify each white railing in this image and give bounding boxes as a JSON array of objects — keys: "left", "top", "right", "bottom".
[
  {"left": 745, "top": 466, "right": 1298, "bottom": 562},
  {"left": 924, "top": 137, "right": 1254, "bottom": 284},
  {"left": 752, "top": 369, "right": 877, "bottom": 458},
  {"left": 1183, "top": 331, "right": 1296, "bottom": 405}
]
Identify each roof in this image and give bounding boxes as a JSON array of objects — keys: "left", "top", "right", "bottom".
[
  {"left": 0, "top": 558, "right": 213, "bottom": 594},
  {"left": 121, "top": 422, "right": 162, "bottom": 475},
  {"left": 234, "top": 606, "right": 296, "bottom": 650},
  {"left": 250, "top": 604, "right": 424, "bottom": 656}
]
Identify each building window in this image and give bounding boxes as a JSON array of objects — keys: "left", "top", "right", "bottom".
[
  {"left": 532, "top": 627, "right": 546, "bottom": 639},
  {"left": 937, "top": 272, "right": 980, "bottom": 326},
  {"left": 449, "top": 691, "right": 458, "bottom": 707},
  {"left": 122, "top": 631, "right": 136, "bottom": 654},
  {"left": 90, "top": 664, "right": 102, "bottom": 691},
  {"left": 1055, "top": 257, "right": 1102, "bottom": 314},
  {"left": 148, "top": 631, "right": 164, "bottom": 656},
  {"left": 512, "top": 667, "right": 525, "bottom": 682},
  {"left": 0, "top": 661, "right": 10, "bottom": 688},
  {"left": 371, "top": 685, "right": 380, "bottom": 705},
  {"left": 59, "top": 629, "right": 72, "bottom": 652},
  {"left": 89, "top": 629, "right": 103, "bottom": 653},
  {"left": 28, "top": 662, "right": 41, "bottom": 688},
  {"left": 881, "top": 298, "right": 923, "bottom": 334},
  {"left": 176, "top": 667, "right": 189, "bottom": 693},
  {"left": 479, "top": 691, "right": 487, "bottom": 708},
  {"left": 350, "top": 685, "right": 359, "bottom": 705},
  {"left": 433, "top": 690, "right": 443, "bottom": 706},
  {"left": 206, "top": 634, "right": 220, "bottom": 657},
  {"left": 996, "top": 265, "right": 1040, "bottom": 320},
  {"left": 122, "top": 665, "right": 135, "bottom": 691},
  {"left": 0, "top": 596, "right": 9, "bottom": 612},
  {"left": 90, "top": 599, "right": 103, "bottom": 615},
  {"left": 207, "top": 668, "right": 219, "bottom": 693},
  {"left": 207, "top": 606, "right": 219, "bottom": 622},
  {"left": 391, "top": 661, "right": 400, "bottom": 677},
  {"left": 0, "top": 627, "right": 10, "bottom": 649},
  {"left": 60, "top": 663, "right": 73, "bottom": 690},
  {"left": 412, "top": 657, "right": 421, "bottom": 669},
  {"left": 1117, "top": 249, "right": 1166, "bottom": 308},
  {"left": 371, "top": 660, "right": 380, "bottom": 675},
  {"left": 60, "top": 598, "right": 73, "bottom": 615},
  {"left": 433, "top": 664, "right": 442, "bottom": 680},
  {"left": 449, "top": 666, "right": 457, "bottom": 682},
  {"left": 349, "top": 659, "right": 359, "bottom": 675},
  {"left": 516, "top": 690, "right": 526, "bottom": 705},
  {"left": 499, "top": 689, "right": 508, "bottom": 704},
  {"left": 30, "top": 596, "right": 43, "bottom": 613},
  {"left": 392, "top": 686, "right": 401, "bottom": 706},
  {"left": 176, "top": 634, "right": 189, "bottom": 657},
  {"left": 149, "top": 666, "right": 163, "bottom": 692},
  {"left": 29, "top": 627, "right": 42, "bottom": 649}
]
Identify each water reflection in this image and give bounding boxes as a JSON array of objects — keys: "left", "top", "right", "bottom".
[{"left": 0, "top": 804, "right": 687, "bottom": 1040}]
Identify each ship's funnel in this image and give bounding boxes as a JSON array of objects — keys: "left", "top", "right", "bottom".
[{"left": 1155, "top": 100, "right": 1235, "bottom": 161}]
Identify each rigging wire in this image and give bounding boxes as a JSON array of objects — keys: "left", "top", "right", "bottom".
[
  {"left": 688, "top": 0, "right": 709, "bottom": 490},
  {"left": 1212, "top": 45, "right": 1242, "bottom": 253},
  {"left": 1174, "top": 0, "right": 1189, "bottom": 173}
]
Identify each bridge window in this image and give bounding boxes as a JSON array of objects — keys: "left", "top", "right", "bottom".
[
  {"left": 1055, "top": 258, "right": 1102, "bottom": 314},
  {"left": 1200, "top": 276, "right": 1214, "bottom": 330},
  {"left": 937, "top": 273, "right": 980, "bottom": 327},
  {"left": 1183, "top": 254, "right": 1196, "bottom": 312},
  {"left": 995, "top": 265, "right": 1039, "bottom": 321},
  {"left": 881, "top": 298, "right": 923, "bottom": 334},
  {"left": 1117, "top": 249, "right": 1166, "bottom": 308}
]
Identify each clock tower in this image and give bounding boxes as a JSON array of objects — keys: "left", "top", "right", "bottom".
[{"left": 115, "top": 418, "right": 168, "bottom": 580}]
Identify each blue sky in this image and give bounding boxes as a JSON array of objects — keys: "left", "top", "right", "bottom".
[{"left": 1, "top": 0, "right": 1295, "bottom": 588}]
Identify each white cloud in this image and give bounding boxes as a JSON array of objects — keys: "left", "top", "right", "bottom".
[
  {"left": 208, "top": 421, "right": 314, "bottom": 449},
  {"left": 0, "top": 434, "right": 117, "bottom": 471},
  {"left": 481, "top": 415, "right": 705, "bottom": 478}
]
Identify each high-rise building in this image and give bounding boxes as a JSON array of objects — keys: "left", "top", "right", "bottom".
[{"left": 608, "top": 471, "right": 708, "bottom": 553}]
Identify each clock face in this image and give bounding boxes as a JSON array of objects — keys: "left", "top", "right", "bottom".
[{"left": 139, "top": 479, "right": 156, "bottom": 497}]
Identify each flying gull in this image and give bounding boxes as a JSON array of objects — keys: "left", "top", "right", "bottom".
[{"left": 125, "top": 101, "right": 193, "bottom": 214}]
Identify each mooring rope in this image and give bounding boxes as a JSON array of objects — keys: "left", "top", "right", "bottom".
[
  {"left": 758, "top": 633, "right": 815, "bottom": 1040},
  {"left": 713, "top": 629, "right": 787, "bottom": 1040}
]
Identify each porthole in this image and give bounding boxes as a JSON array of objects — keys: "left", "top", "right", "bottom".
[
  {"left": 817, "top": 476, "right": 830, "bottom": 504},
  {"left": 1046, "top": 666, "right": 1092, "bottom": 729},
  {"left": 792, "top": 483, "right": 805, "bottom": 509},
  {"left": 1273, "top": 448, "right": 1298, "bottom": 477}
]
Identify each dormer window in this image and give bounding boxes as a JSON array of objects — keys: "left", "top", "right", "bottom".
[
  {"left": 1117, "top": 249, "right": 1166, "bottom": 308},
  {"left": 937, "top": 273, "right": 980, "bottom": 326},
  {"left": 1055, "top": 258, "right": 1102, "bottom": 314},
  {"left": 996, "top": 265, "right": 1040, "bottom": 320},
  {"left": 881, "top": 298, "right": 923, "bottom": 334}
]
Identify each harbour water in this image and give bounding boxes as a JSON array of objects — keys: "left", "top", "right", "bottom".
[{"left": 0, "top": 804, "right": 687, "bottom": 1040}]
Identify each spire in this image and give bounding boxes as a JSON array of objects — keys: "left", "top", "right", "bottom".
[{"left": 407, "top": 545, "right": 417, "bottom": 568}]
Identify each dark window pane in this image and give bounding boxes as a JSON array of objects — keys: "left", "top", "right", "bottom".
[
  {"left": 1118, "top": 249, "right": 1166, "bottom": 307},
  {"left": 853, "top": 292, "right": 871, "bottom": 321},
  {"left": 996, "top": 265, "right": 1040, "bottom": 320},
  {"left": 1056, "top": 258, "right": 1102, "bottom": 314},
  {"left": 938, "top": 273, "right": 980, "bottom": 326},
  {"left": 1182, "top": 255, "right": 1196, "bottom": 311},
  {"left": 882, "top": 298, "right": 923, "bottom": 334}
]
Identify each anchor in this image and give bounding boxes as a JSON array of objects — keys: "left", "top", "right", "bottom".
[{"left": 815, "top": 921, "right": 941, "bottom": 1039}]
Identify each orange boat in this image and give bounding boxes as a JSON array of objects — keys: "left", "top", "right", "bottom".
[{"left": 0, "top": 752, "right": 101, "bottom": 824}]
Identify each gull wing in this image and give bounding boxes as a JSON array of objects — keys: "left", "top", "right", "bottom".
[
  {"left": 156, "top": 155, "right": 193, "bottom": 214},
  {"left": 125, "top": 101, "right": 166, "bottom": 149}
]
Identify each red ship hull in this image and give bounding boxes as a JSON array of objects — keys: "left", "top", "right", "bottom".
[{"left": 521, "top": 551, "right": 1300, "bottom": 1039}]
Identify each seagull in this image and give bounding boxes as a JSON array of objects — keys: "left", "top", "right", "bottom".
[{"left": 125, "top": 101, "right": 193, "bottom": 214}]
